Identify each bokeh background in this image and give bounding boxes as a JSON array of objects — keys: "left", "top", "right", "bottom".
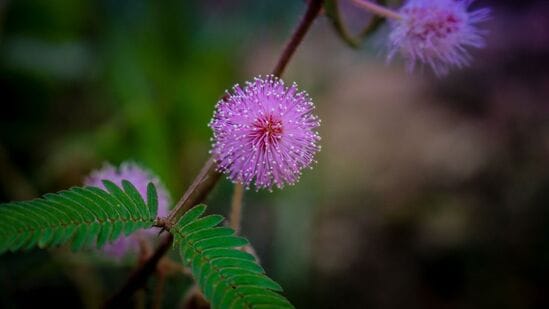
[{"left": 1, "top": 0, "right": 549, "bottom": 308}]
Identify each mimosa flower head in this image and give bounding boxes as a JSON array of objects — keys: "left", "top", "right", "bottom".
[
  {"left": 388, "top": 0, "right": 490, "bottom": 76},
  {"left": 209, "top": 75, "right": 321, "bottom": 190}
]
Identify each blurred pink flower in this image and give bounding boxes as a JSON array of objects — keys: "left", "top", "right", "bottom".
[
  {"left": 209, "top": 75, "right": 321, "bottom": 190},
  {"left": 388, "top": 0, "right": 490, "bottom": 76},
  {"left": 84, "top": 161, "right": 170, "bottom": 260}
]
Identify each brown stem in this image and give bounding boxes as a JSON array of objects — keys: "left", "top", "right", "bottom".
[
  {"left": 105, "top": 157, "right": 220, "bottom": 308},
  {"left": 229, "top": 184, "right": 245, "bottom": 234},
  {"left": 167, "top": 157, "right": 221, "bottom": 224},
  {"left": 152, "top": 271, "right": 166, "bottom": 309},
  {"left": 103, "top": 234, "right": 174, "bottom": 308},
  {"left": 106, "top": 0, "right": 322, "bottom": 305}
]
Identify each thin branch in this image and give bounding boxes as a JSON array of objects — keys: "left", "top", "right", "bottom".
[
  {"left": 272, "top": 0, "right": 323, "bottom": 77},
  {"left": 167, "top": 157, "right": 220, "bottom": 224},
  {"left": 350, "top": 0, "right": 401, "bottom": 20},
  {"left": 228, "top": 0, "right": 323, "bottom": 237},
  {"left": 152, "top": 271, "right": 166, "bottom": 309},
  {"left": 106, "top": 153, "right": 220, "bottom": 308},
  {"left": 106, "top": 0, "right": 323, "bottom": 305},
  {"left": 229, "top": 183, "right": 245, "bottom": 234}
]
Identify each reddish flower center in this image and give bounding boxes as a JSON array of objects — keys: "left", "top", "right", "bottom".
[
  {"left": 250, "top": 114, "right": 283, "bottom": 150},
  {"left": 407, "top": 8, "right": 462, "bottom": 40}
]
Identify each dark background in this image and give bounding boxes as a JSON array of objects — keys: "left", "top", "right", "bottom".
[{"left": 1, "top": 0, "right": 549, "bottom": 308}]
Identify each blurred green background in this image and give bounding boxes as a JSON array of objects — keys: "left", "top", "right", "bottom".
[{"left": 1, "top": 0, "right": 549, "bottom": 308}]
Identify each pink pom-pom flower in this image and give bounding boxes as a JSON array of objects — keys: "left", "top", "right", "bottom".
[
  {"left": 84, "top": 161, "right": 171, "bottom": 260},
  {"left": 209, "top": 75, "right": 321, "bottom": 190},
  {"left": 388, "top": 0, "right": 490, "bottom": 76}
]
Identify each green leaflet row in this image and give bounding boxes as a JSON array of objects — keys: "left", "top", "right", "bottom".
[
  {"left": 173, "top": 204, "right": 294, "bottom": 309},
  {"left": 0, "top": 180, "right": 158, "bottom": 253}
]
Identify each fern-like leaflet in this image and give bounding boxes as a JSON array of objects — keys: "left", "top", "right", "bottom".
[
  {"left": 173, "top": 204, "right": 294, "bottom": 309},
  {"left": 0, "top": 180, "right": 158, "bottom": 253}
]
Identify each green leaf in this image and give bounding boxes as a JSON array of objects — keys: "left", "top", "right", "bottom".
[
  {"left": 72, "top": 187, "right": 115, "bottom": 220},
  {"left": 85, "top": 222, "right": 102, "bottom": 246},
  {"left": 87, "top": 187, "right": 131, "bottom": 221},
  {"left": 211, "top": 257, "right": 264, "bottom": 273},
  {"left": 45, "top": 194, "right": 96, "bottom": 223},
  {"left": 204, "top": 248, "right": 256, "bottom": 261},
  {"left": 122, "top": 180, "right": 150, "bottom": 221},
  {"left": 176, "top": 204, "right": 207, "bottom": 229},
  {"left": 172, "top": 205, "right": 294, "bottom": 309},
  {"left": 238, "top": 294, "right": 291, "bottom": 307},
  {"left": 96, "top": 221, "right": 112, "bottom": 249},
  {"left": 178, "top": 215, "right": 224, "bottom": 235},
  {"left": 194, "top": 236, "right": 248, "bottom": 250},
  {"left": 213, "top": 282, "right": 293, "bottom": 308},
  {"left": 186, "top": 227, "right": 234, "bottom": 242},
  {"left": 109, "top": 220, "right": 124, "bottom": 242},
  {"left": 0, "top": 182, "right": 159, "bottom": 254},
  {"left": 71, "top": 224, "right": 89, "bottom": 251},
  {"left": 102, "top": 180, "right": 142, "bottom": 221},
  {"left": 230, "top": 274, "right": 283, "bottom": 291},
  {"left": 147, "top": 182, "right": 158, "bottom": 219}
]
